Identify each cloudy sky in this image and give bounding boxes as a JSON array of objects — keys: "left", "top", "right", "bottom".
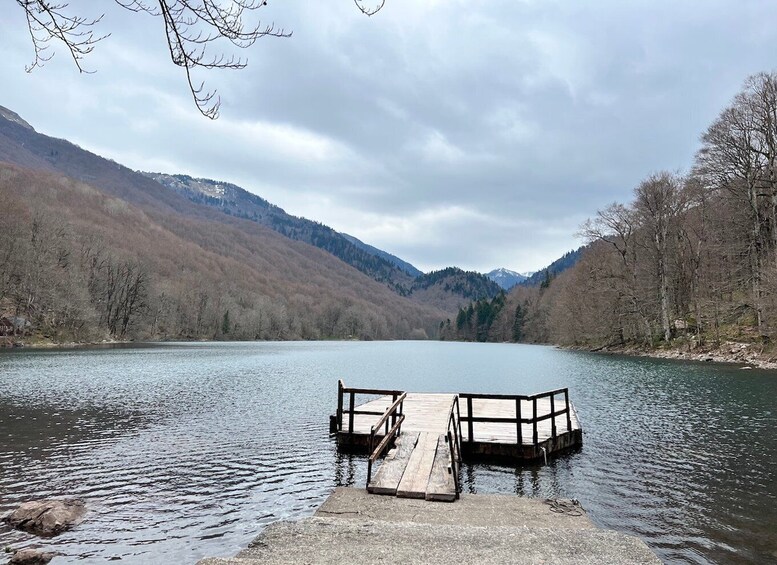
[{"left": 3, "top": 0, "right": 777, "bottom": 273}]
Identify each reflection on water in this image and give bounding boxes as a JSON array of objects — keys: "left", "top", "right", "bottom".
[{"left": 1, "top": 342, "right": 776, "bottom": 564}]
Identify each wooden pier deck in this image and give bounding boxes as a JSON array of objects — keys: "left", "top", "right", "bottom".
[{"left": 331, "top": 381, "right": 583, "bottom": 503}]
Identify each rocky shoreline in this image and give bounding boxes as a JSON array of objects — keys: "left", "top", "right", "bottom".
[
  {"left": 2, "top": 499, "right": 86, "bottom": 564},
  {"left": 576, "top": 341, "right": 777, "bottom": 370}
]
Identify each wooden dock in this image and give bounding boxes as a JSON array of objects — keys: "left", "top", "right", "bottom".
[{"left": 330, "top": 381, "right": 583, "bottom": 503}]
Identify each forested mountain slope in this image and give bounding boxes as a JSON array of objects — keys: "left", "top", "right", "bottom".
[
  {"left": 139, "top": 173, "right": 489, "bottom": 310},
  {"left": 411, "top": 267, "right": 502, "bottom": 313},
  {"left": 519, "top": 248, "right": 584, "bottom": 287},
  {"left": 142, "top": 173, "right": 419, "bottom": 291},
  {"left": 0, "top": 110, "right": 447, "bottom": 343}
]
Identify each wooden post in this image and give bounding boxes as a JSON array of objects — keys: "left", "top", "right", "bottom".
[
  {"left": 532, "top": 397, "right": 538, "bottom": 445},
  {"left": 456, "top": 396, "right": 463, "bottom": 453},
  {"left": 448, "top": 431, "right": 460, "bottom": 499},
  {"left": 391, "top": 392, "right": 398, "bottom": 429},
  {"left": 550, "top": 393, "right": 557, "bottom": 439},
  {"left": 337, "top": 380, "right": 344, "bottom": 432},
  {"left": 467, "top": 396, "right": 474, "bottom": 443},
  {"left": 564, "top": 389, "right": 572, "bottom": 432},
  {"left": 515, "top": 397, "right": 522, "bottom": 445},
  {"left": 348, "top": 391, "right": 355, "bottom": 434}
]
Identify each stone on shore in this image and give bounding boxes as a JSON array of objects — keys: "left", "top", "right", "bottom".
[
  {"left": 3, "top": 500, "right": 86, "bottom": 537},
  {"left": 7, "top": 549, "right": 56, "bottom": 565}
]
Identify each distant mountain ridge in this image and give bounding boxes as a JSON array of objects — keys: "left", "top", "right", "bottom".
[
  {"left": 143, "top": 172, "right": 495, "bottom": 311},
  {"left": 142, "top": 172, "right": 417, "bottom": 293},
  {"left": 340, "top": 233, "right": 422, "bottom": 277},
  {"left": 519, "top": 248, "right": 584, "bottom": 286},
  {"left": 410, "top": 267, "right": 503, "bottom": 312},
  {"left": 486, "top": 268, "right": 527, "bottom": 290},
  {"left": 0, "top": 105, "right": 33, "bottom": 131}
]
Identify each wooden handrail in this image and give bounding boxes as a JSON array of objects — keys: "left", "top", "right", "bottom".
[
  {"left": 460, "top": 388, "right": 573, "bottom": 445},
  {"left": 336, "top": 379, "right": 406, "bottom": 434},
  {"left": 447, "top": 396, "right": 462, "bottom": 464},
  {"left": 370, "top": 393, "right": 407, "bottom": 436},
  {"left": 366, "top": 393, "right": 406, "bottom": 487},
  {"left": 446, "top": 396, "right": 462, "bottom": 498},
  {"left": 462, "top": 412, "right": 566, "bottom": 424},
  {"left": 368, "top": 415, "right": 405, "bottom": 464},
  {"left": 447, "top": 431, "right": 460, "bottom": 499},
  {"left": 342, "top": 386, "right": 405, "bottom": 396},
  {"left": 459, "top": 388, "right": 569, "bottom": 401}
]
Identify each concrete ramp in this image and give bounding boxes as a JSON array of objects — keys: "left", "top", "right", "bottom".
[{"left": 196, "top": 488, "right": 661, "bottom": 565}]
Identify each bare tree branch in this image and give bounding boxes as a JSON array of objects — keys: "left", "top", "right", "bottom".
[
  {"left": 353, "top": 0, "right": 386, "bottom": 17},
  {"left": 13, "top": 0, "right": 387, "bottom": 118},
  {"left": 15, "top": 0, "right": 108, "bottom": 73}
]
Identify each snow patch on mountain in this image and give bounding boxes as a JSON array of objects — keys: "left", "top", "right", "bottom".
[{"left": 485, "top": 268, "right": 527, "bottom": 290}]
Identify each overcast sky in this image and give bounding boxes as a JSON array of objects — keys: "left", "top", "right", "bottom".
[{"left": 3, "top": 1, "right": 777, "bottom": 273}]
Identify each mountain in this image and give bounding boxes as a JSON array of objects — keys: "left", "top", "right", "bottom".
[
  {"left": 340, "top": 233, "right": 422, "bottom": 277},
  {"left": 519, "top": 248, "right": 585, "bottom": 287},
  {"left": 0, "top": 105, "right": 33, "bottom": 130},
  {"left": 486, "top": 268, "right": 527, "bottom": 290},
  {"left": 0, "top": 106, "right": 448, "bottom": 343},
  {"left": 142, "top": 172, "right": 416, "bottom": 292},
  {"left": 442, "top": 249, "right": 585, "bottom": 343},
  {"left": 141, "top": 173, "right": 484, "bottom": 311},
  {"left": 410, "top": 268, "right": 503, "bottom": 313}
]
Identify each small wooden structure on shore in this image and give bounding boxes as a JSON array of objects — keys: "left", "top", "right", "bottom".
[{"left": 330, "top": 380, "right": 583, "bottom": 502}]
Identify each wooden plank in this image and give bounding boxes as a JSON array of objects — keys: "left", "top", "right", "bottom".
[
  {"left": 340, "top": 394, "right": 455, "bottom": 436},
  {"left": 425, "top": 435, "right": 455, "bottom": 502},
  {"left": 396, "top": 432, "right": 437, "bottom": 499},
  {"left": 367, "top": 432, "right": 419, "bottom": 495}
]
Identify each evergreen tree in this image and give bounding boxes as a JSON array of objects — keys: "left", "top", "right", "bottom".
[
  {"left": 221, "top": 310, "right": 231, "bottom": 335},
  {"left": 512, "top": 304, "right": 526, "bottom": 342}
]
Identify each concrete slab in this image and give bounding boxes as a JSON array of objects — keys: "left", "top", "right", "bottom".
[
  {"left": 195, "top": 488, "right": 661, "bottom": 565},
  {"left": 316, "top": 486, "right": 594, "bottom": 530},
  {"left": 198, "top": 516, "right": 660, "bottom": 565}
]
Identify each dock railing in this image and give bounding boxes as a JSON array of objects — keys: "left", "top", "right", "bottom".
[
  {"left": 366, "top": 392, "right": 407, "bottom": 486},
  {"left": 446, "top": 395, "right": 462, "bottom": 498},
  {"left": 336, "top": 379, "right": 405, "bottom": 434},
  {"left": 459, "top": 388, "right": 572, "bottom": 446}
]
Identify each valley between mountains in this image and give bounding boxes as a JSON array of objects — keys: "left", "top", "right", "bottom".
[{"left": 0, "top": 105, "right": 567, "bottom": 345}]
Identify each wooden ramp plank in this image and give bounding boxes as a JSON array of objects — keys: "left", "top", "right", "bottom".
[
  {"left": 425, "top": 435, "right": 456, "bottom": 502},
  {"left": 367, "top": 432, "right": 419, "bottom": 495},
  {"left": 396, "top": 432, "right": 437, "bottom": 499}
]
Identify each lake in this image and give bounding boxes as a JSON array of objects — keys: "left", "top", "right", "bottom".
[{"left": 1, "top": 341, "right": 776, "bottom": 564}]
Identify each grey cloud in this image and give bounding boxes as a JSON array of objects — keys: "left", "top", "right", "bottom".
[{"left": 3, "top": 0, "right": 777, "bottom": 272}]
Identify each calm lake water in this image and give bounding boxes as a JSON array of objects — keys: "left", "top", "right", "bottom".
[{"left": 1, "top": 341, "right": 776, "bottom": 564}]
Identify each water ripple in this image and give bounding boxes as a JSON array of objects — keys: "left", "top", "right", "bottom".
[{"left": 1, "top": 342, "right": 777, "bottom": 564}]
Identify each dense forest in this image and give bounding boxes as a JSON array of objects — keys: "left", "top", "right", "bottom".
[{"left": 447, "top": 72, "right": 777, "bottom": 353}]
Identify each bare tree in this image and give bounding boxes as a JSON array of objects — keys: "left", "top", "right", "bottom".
[
  {"left": 580, "top": 202, "right": 655, "bottom": 344},
  {"left": 695, "top": 74, "right": 777, "bottom": 337},
  {"left": 14, "top": 0, "right": 385, "bottom": 118},
  {"left": 633, "top": 172, "right": 688, "bottom": 343}
]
